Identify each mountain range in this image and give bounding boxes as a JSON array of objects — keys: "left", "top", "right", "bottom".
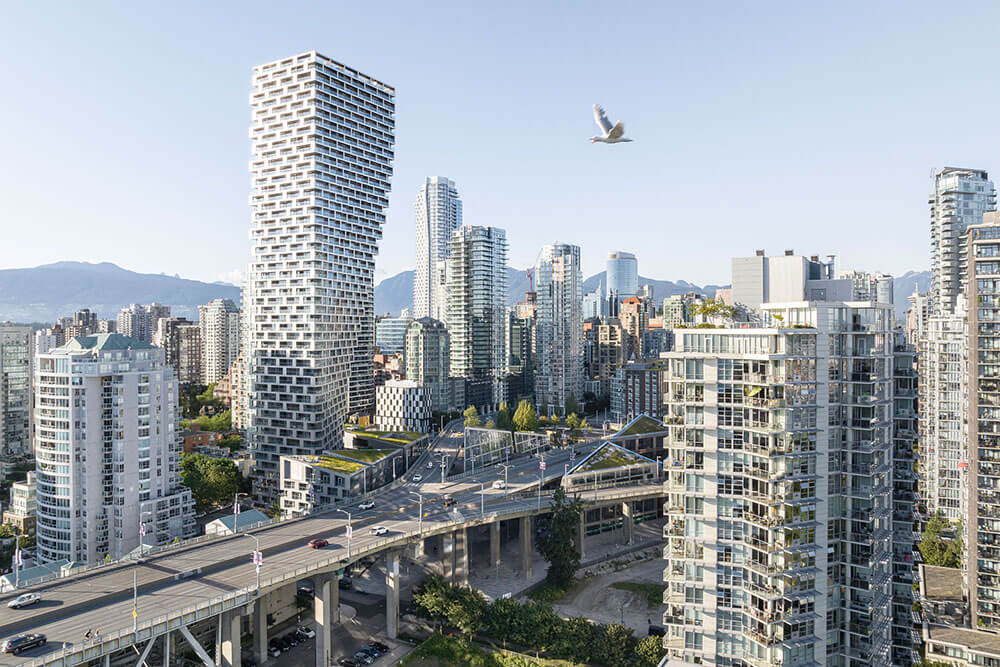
[
  {"left": 376, "top": 268, "right": 930, "bottom": 320},
  {"left": 0, "top": 262, "right": 240, "bottom": 323},
  {"left": 0, "top": 261, "right": 930, "bottom": 325}
]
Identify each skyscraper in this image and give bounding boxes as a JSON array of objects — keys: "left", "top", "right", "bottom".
[
  {"left": 153, "top": 317, "right": 202, "bottom": 385},
  {"left": 535, "top": 243, "right": 583, "bottom": 415},
  {"left": 930, "top": 167, "right": 995, "bottom": 313},
  {"left": 606, "top": 251, "right": 638, "bottom": 316},
  {"left": 34, "top": 334, "right": 195, "bottom": 564},
  {"left": 405, "top": 318, "right": 450, "bottom": 413},
  {"left": 117, "top": 303, "right": 170, "bottom": 345},
  {"left": 198, "top": 298, "right": 240, "bottom": 385},
  {"left": 246, "top": 52, "right": 394, "bottom": 502},
  {"left": 445, "top": 226, "right": 508, "bottom": 406},
  {"left": 0, "top": 325, "right": 32, "bottom": 457},
  {"left": 413, "top": 177, "right": 462, "bottom": 321}
]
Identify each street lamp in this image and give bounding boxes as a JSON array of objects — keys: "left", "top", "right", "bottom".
[
  {"left": 499, "top": 464, "right": 510, "bottom": 500},
  {"left": 337, "top": 509, "right": 352, "bottom": 559},
  {"left": 244, "top": 533, "right": 262, "bottom": 592},
  {"left": 134, "top": 509, "right": 154, "bottom": 633},
  {"left": 409, "top": 492, "right": 423, "bottom": 534},
  {"left": 234, "top": 492, "right": 250, "bottom": 533}
]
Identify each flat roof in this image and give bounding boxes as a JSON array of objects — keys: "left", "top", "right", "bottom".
[
  {"left": 922, "top": 564, "right": 964, "bottom": 601},
  {"left": 927, "top": 624, "right": 1000, "bottom": 656}
]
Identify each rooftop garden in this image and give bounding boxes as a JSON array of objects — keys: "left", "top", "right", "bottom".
[
  {"left": 329, "top": 448, "right": 396, "bottom": 463},
  {"left": 314, "top": 455, "right": 365, "bottom": 474},
  {"left": 575, "top": 444, "right": 651, "bottom": 472},
  {"left": 617, "top": 416, "right": 665, "bottom": 437},
  {"left": 347, "top": 425, "right": 424, "bottom": 444}
]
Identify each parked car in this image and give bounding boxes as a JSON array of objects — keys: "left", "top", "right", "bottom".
[
  {"left": 7, "top": 593, "right": 41, "bottom": 609},
  {"left": 370, "top": 525, "right": 388, "bottom": 536},
  {"left": 268, "top": 646, "right": 281, "bottom": 658},
  {"left": 338, "top": 577, "right": 353, "bottom": 590},
  {"left": 358, "top": 500, "right": 375, "bottom": 510},
  {"left": 353, "top": 652, "right": 374, "bottom": 665},
  {"left": 370, "top": 641, "right": 389, "bottom": 652},
  {"left": 308, "top": 538, "right": 329, "bottom": 549},
  {"left": 412, "top": 474, "right": 423, "bottom": 482},
  {"left": 337, "top": 659, "right": 358, "bottom": 667},
  {"left": 360, "top": 644, "right": 382, "bottom": 657},
  {"left": 297, "top": 626, "right": 316, "bottom": 639},
  {"left": 492, "top": 480, "right": 506, "bottom": 489},
  {"left": 2, "top": 634, "right": 46, "bottom": 655}
]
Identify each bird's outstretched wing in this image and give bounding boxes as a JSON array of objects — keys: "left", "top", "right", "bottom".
[
  {"left": 608, "top": 121, "right": 625, "bottom": 139},
  {"left": 593, "top": 105, "right": 613, "bottom": 134}
]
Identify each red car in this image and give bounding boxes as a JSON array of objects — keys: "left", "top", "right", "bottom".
[{"left": 308, "top": 538, "right": 328, "bottom": 549}]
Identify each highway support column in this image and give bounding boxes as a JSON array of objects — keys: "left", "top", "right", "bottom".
[
  {"left": 313, "top": 574, "right": 334, "bottom": 667},
  {"left": 386, "top": 550, "right": 401, "bottom": 639},
  {"left": 219, "top": 608, "right": 242, "bottom": 667},
  {"left": 577, "top": 513, "right": 587, "bottom": 560},
  {"left": 520, "top": 515, "right": 533, "bottom": 579},
  {"left": 454, "top": 528, "right": 469, "bottom": 586},
  {"left": 252, "top": 597, "right": 267, "bottom": 666},
  {"left": 490, "top": 520, "right": 501, "bottom": 570},
  {"left": 622, "top": 501, "right": 634, "bottom": 545}
]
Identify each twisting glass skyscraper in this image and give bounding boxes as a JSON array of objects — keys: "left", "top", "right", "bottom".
[
  {"left": 246, "top": 52, "right": 394, "bottom": 502},
  {"left": 413, "top": 177, "right": 462, "bottom": 321}
]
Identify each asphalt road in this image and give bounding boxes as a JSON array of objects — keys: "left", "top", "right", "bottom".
[{"left": 0, "top": 429, "right": 651, "bottom": 666}]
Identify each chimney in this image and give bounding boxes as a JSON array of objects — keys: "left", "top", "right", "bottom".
[
  {"left": 784, "top": 249, "right": 794, "bottom": 256},
  {"left": 810, "top": 255, "right": 819, "bottom": 262},
  {"left": 755, "top": 249, "right": 765, "bottom": 257}
]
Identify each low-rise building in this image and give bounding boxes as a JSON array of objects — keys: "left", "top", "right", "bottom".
[
  {"left": 375, "top": 379, "right": 430, "bottom": 432},
  {"left": 2, "top": 472, "right": 36, "bottom": 537},
  {"left": 204, "top": 509, "right": 271, "bottom": 536},
  {"left": 179, "top": 425, "right": 222, "bottom": 453}
]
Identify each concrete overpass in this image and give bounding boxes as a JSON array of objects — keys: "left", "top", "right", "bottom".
[{"left": 0, "top": 431, "right": 666, "bottom": 667}]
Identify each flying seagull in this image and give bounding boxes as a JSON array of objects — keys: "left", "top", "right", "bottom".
[{"left": 590, "top": 104, "right": 632, "bottom": 143}]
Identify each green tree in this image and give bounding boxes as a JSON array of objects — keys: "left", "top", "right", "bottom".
[
  {"left": 180, "top": 453, "right": 242, "bottom": 511},
  {"left": 537, "top": 487, "right": 583, "bottom": 588},
  {"left": 564, "top": 392, "right": 581, "bottom": 419},
  {"left": 596, "top": 624, "right": 637, "bottom": 666},
  {"left": 446, "top": 587, "right": 489, "bottom": 637},
  {"left": 485, "top": 419, "right": 496, "bottom": 429},
  {"left": 920, "top": 511, "right": 962, "bottom": 568},
  {"left": 463, "top": 405, "right": 481, "bottom": 428},
  {"left": 565, "top": 413, "right": 581, "bottom": 432},
  {"left": 512, "top": 399, "right": 539, "bottom": 432},
  {"left": 496, "top": 402, "right": 513, "bottom": 431},
  {"left": 635, "top": 635, "right": 668, "bottom": 667}
]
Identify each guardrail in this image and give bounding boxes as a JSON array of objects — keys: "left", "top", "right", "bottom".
[
  {"left": 8, "top": 420, "right": 464, "bottom": 594},
  {"left": 19, "top": 481, "right": 665, "bottom": 666}
]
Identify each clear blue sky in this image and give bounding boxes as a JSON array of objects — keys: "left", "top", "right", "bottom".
[{"left": 3, "top": 1, "right": 999, "bottom": 287}]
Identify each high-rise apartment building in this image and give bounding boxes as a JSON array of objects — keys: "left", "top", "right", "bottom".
[
  {"left": 891, "top": 335, "right": 919, "bottom": 663},
  {"left": 841, "top": 270, "right": 894, "bottom": 305},
  {"left": 0, "top": 325, "right": 32, "bottom": 457},
  {"left": 582, "top": 281, "right": 607, "bottom": 320},
  {"left": 620, "top": 296, "right": 648, "bottom": 360},
  {"left": 34, "top": 334, "right": 195, "bottom": 564},
  {"left": 198, "top": 298, "right": 240, "bottom": 385},
  {"left": 535, "top": 243, "right": 583, "bottom": 415},
  {"left": 583, "top": 319, "right": 624, "bottom": 397},
  {"left": 660, "top": 299, "right": 898, "bottom": 666},
  {"left": 376, "top": 315, "right": 412, "bottom": 355},
  {"left": 413, "top": 177, "right": 462, "bottom": 321},
  {"left": 445, "top": 226, "right": 508, "bottom": 406},
  {"left": 405, "top": 318, "right": 450, "bottom": 413},
  {"left": 930, "top": 167, "right": 996, "bottom": 313},
  {"left": 731, "top": 250, "right": 843, "bottom": 312},
  {"left": 606, "top": 251, "right": 638, "bottom": 316},
  {"left": 153, "top": 317, "right": 202, "bottom": 385},
  {"left": 117, "top": 303, "right": 170, "bottom": 345},
  {"left": 246, "top": 52, "right": 394, "bottom": 502}
]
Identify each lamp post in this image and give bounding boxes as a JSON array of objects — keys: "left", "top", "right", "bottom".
[
  {"left": 410, "top": 492, "right": 423, "bottom": 534},
  {"left": 244, "top": 533, "right": 262, "bottom": 592},
  {"left": 133, "top": 509, "right": 154, "bottom": 633},
  {"left": 499, "top": 464, "right": 510, "bottom": 500},
  {"left": 233, "top": 492, "right": 250, "bottom": 533},
  {"left": 440, "top": 455, "right": 448, "bottom": 484},
  {"left": 337, "top": 509, "right": 352, "bottom": 559}
]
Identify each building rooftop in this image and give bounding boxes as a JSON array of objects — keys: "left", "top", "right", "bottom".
[
  {"left": 569, "top": 441, "right": 654, "bottom": 474},
  {"left": 922, "top": 564, "right": 964, "bottom": 601},
  {"left": 208, "top": 509, "right": 270, "bottom": 533},
  {"left": 314, "top": 455, "right": 366, "bottom": 474},
  {"left": 347, "top": 426, "right": 424, "bottom": 445},
  {"left": 616, "top": 415, "right": 666, "bottom": 437},
  {"left": 328, "top": 448, "right": 396, "bottom": 464},
  {"left": 926, "top": 624, "right": 1000, "bottom": 656},
  {"left": 61, "top": 333, "right": 154, "bottom": 352}
]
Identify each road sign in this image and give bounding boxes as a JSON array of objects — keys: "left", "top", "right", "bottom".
[
  {"left": 539, "top": 460, "right": 546, "bottom": 471},
  {"left": 570, "top": 451, "right": 576, "bottom": 462},
  {"left": 139, "top": 523, "right": 146, "bottom": 537},
  {"left": 132, "top": 609, "right": 137, "bottom": 619},
  {"left": 346, "top": 525, "right": 353, "bottom": 539},
  {"left": 252, "top": 551, "right": 263, "bottom": 566}
]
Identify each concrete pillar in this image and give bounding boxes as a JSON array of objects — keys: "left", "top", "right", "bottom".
[
  {"left": 454, "top": 528, "right": 469, "bottom": 587},
  {"left": 413, "top": 536, "right": 425, "bottom": 560},
  {"left": 622, "top": 501, "right": 634, "bottom": 545},
  {"left": 252, "top": 598, "right": 267, "bottom": 666},
  {"left": 163, "top": 631, "right": 171, "bottom": 667},
  {"left": 331, "top": 574, "right": 341, "bottom": 625},
  {"left": 577, "top": 514, "right": 587, "bottom": 561},
  {"left": 520, "top": 515, "right": 533, "bottom": 579},
  {"left": 490, "top": 521, "right": 501, "bottom": 570},
  {"left": 386, "top": 550, "right": 400, "bottom": 640},
  {"left": 441, "top": 533, "right": 454, "bottom": 581},
  {"left": 313, "top": 575, "right": 333, "bottom": 667},
  {"left": 219, "top": 609, "right": 241, "bottom": 667}
]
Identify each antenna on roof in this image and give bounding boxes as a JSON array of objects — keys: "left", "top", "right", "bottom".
[{"left": 526, "top": 268, "right": 535, "bottom": 292}]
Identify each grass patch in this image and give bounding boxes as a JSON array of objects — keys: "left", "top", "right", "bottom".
[
  {"left": 617, "top": 416, "right": 665, "bottom": 437},
  {"left": 330, "top": 448, "right": 396, "bottom": 463},
  {"left": 315, "top": 455, "right": 365, "bottom": 474},
  {"left": 527, "top": 580, "right": 574, "bottom": 604},
  {"left": 610, "top": 581, "right": 666, "bottom": 608},
  {"left": 402, "top": 634, "right": 580, "bottom": 667}
]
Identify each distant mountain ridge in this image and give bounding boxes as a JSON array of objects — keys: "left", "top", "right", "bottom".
[
  {"left": 0, "top": 261, "right": 240, "bottom": 323},
  {"left": 375, "top": 268, "right": 932, "bottom": 320}
]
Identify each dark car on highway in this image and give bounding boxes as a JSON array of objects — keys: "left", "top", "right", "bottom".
[
  {"left": 308, "top": 538, "right": 329, "bottom": 549},
  {"left": 2, "top": 633, "right": 46, "bottom": 655}
]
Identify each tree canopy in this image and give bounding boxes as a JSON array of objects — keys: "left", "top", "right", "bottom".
[
  {"left": 496, "top": 402, "right": 513, "bottom": 431},
  {"left": 564, "top": 392, "right": 581, "bottom": 419},
  {"left": 537, "top": 487, "right": 584, "bottom": 588},
  {"left": 180, "top": 453, "right": 242, "bottom": 511},
  {"left": 463, "top": 405, "right": 482, "bottom": 428},
  {"left": 512, "top": 399, "right": 539, "bottom": 432},
  {"left": 919, "top": 512, "right": 962, "bottom": 568}
]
